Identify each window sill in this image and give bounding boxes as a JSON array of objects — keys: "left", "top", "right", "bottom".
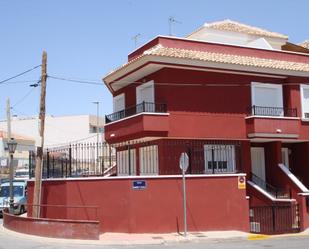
[{"left": 245, "top": 115, "right": 300, "bottom": 120}]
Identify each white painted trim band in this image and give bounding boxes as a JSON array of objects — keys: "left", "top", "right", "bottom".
[
  {"left": 248, "top": 133, "right": 299, "bottom": 138},
  {"left": 28, "top": 173, "right": 247, "bottom": 182}
]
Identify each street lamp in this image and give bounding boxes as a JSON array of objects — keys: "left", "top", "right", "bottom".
[{"left": 7, "top": 138, "right": 17, "bottom": 214}]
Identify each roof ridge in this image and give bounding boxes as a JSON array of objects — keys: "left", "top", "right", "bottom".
[
  {"left": 202, "top": 19, "right": 288, "bottom": 39},
  {"left": 299, "top": 40, "right": 309, "bottom": 49}
]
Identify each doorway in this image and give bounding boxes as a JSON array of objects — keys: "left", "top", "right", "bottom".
[{"left": 251, "top": 147, "right": 266, "bottom": 181}]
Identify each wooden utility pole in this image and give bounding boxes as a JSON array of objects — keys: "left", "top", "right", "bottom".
[{"left": 32, "top": 51, "right": 47, "bottom": 218}]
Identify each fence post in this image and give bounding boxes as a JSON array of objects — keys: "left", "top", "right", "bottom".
[
  {"left": 211, "top": 148, "right": 215, "bottom": 174},
  {"left": 46, "top": 149, "right": 50, "bottom": 178},
  {"left": 142, "top": 101, "right": 145, "bottom": 112},
  {"left": 29, "top": 151, "right": 32, "bottom": 179},
  {"left": 52, "top": 155, "right": 55, "bottom": 178},
  {"left": 69, "top": 144, "right": 72, "bottom": 177},
  {"left": 128, "top": 143, "right": 131, "bottom": 175}
]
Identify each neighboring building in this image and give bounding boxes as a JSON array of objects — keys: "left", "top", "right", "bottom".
[
  {"left": 0, "top": 130, "right": 35, "bottom": 177},
  {"left": 102, "top": 20, "right": 309, "bottom": 233},
  {"left": 0, "top": 115, "right": 105, "bottom": 147}
]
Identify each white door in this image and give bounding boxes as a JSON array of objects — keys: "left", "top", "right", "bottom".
[
  {"left": 250, "top": 147, "right": 266, "bottom": 181},
  {"left": 281, "top": 148, "right": 289, "bottom": 169}
]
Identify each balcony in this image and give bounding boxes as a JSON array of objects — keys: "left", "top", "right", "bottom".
[
  {"left": 246, "top": 106, "right": 300, "bottom": 139},
  {"left": 105, "top": 102, "right": 169, "bottom": 143},
  {"left": 249, "top": 105, "right": 298, "bottom": 117},
  {"left": 105, "top": 102, "right": 167, "bottom": 124}
]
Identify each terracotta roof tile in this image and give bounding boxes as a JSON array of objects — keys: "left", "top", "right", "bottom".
[{"left": 105, "top": 45, "right": 309, "bottom": 80}]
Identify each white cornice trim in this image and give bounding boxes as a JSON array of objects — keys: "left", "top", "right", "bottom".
[{"left": 28, "top": 173, "right": 247, "bottom": 182}]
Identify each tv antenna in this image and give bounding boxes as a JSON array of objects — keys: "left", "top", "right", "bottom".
[
  {"left": 132, "top": 33, "right": 141, "bottom": 48},
  {"left": 168, "top": 16, "right": 181, "bottom": 36}
]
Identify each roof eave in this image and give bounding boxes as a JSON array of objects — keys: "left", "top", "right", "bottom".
[{"left": 103, "top": 55, "right": 309, "bottom": 93}]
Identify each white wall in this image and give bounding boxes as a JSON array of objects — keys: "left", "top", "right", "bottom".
[
  {"left": 0, "top": 115, "right": 105, "bottom": 147},
  {"left": 187, "top": 27, "right": 286, "bottom": 50}
]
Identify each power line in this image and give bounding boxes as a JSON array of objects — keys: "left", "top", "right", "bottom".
[
  {"left": 48, "top": 75, "right": 103, "bottom": 86},
  {"left": 1, "top": 80, "right": 39, "bottom": 85},
  {"left": 12, "top": 87, "right": 38, "bottom": 108},
  {"left": 0, "top": 65, "right": 41, "bottom": 85},
  {"left": 48, "top": 74, "right": 305, "bottom": 88}
]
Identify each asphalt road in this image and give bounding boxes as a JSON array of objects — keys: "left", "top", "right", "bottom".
[{"left": 1, "top": 218, "right": 309, "bottom": 249}]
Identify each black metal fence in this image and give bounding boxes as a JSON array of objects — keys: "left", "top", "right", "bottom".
[
  {"left": 250, "top": 204, "right": 300, "bottom": 234},
  {"left": 29, "top": 142, "right": 116, "bottom": 178},
  {"left": 249, "top": 105, "right": 297, "bottom": 117},
  {"left": 29, "top": 139, "right": 243, "bottom": 179},
  {"left": 105, "top": 102, "right": 167, "bottom": 123}
]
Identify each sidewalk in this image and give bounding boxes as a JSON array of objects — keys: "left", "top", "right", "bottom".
[
  {"left": 2, "top": 224, "right": 309, "bottom": 246},
  {"left": 98, "top": 231, "right": 249, "bottom": 245}
]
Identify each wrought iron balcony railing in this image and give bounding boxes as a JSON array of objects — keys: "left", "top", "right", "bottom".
[
  {"left": 105, "top": 102, "right": 167, "bottom": 124},
  {"left": 249, "top": 105, "right": 297, "bottom": 117}
]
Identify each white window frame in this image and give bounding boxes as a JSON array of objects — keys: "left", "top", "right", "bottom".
[
  {"left": 113, "top": 93, "right": 125, "bottom": 112},
  {"left": 136, "top": 80, "right": 155, "bottom": 105},
  {"left": 300, "top": 84, "right": 309, "bottom": 119},
  {"left": 116, "top": 149, "right": 136, "bottom": 176},
  {"left": 251, "top": 82, "right": 283, "bottom": 116},
  {"left": 203, "top": 144, "right": 236, "bottom": 174},
  {"left": 139, "top": 145, "right": 158, "bottom": 175}
]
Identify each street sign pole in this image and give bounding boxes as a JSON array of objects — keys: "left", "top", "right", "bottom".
[
  {"left": 182, "top": 162, "right": 187, "bottom": 237},
  {"left": 179, "top": 152, "right": 189, "bottom": 237}
]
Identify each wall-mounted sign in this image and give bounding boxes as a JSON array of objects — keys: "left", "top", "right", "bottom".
[
  {"left": 238, "top": 176, "right": 246, "bottom": 189},
  {"left": 132, "top": 180, "right": 147, "bottom": 190}
]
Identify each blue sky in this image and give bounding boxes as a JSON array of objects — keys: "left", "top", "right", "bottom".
[{"left": 1, "top": 0, "right": 309, "bottom": 120}]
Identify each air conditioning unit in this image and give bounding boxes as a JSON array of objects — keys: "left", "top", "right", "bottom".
[{"left": 305, "top": 113, "right": 309, "bottom": 119}]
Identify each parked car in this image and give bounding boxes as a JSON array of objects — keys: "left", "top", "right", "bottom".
[
  {"left": 14, "top": 168, "right": 30, "bottom": 180},
  {"left": 0, "top": 180, "right": 27, "bottom": 216}
]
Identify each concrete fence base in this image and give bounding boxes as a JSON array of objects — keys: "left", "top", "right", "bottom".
[{"left": 3, "top": 210, "right": 100, "bottom": 240}]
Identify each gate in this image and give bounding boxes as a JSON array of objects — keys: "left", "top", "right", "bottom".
[{"left": 250, "top": 204, "right": 300, "bottom": 234}]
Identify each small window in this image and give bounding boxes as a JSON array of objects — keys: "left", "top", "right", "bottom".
[
  {"left": 300, "top": 84, "right": 309, "bottom": 119},
  {"left": 139, "top": 145, "right": 158, "bottom": 175}
]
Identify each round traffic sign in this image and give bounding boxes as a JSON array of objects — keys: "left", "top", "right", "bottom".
[{"left": 179, "top": 152, "right": 189, "bottom": 172}]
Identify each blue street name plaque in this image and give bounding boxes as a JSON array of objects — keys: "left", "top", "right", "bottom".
[{"left": 132, "top": 180, "right": 147, "bottom": 190}]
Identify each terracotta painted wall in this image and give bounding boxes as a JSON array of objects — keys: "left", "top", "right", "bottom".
[
  {"left": 107, "top": 67, "right": 309, "bottom": 142},
  {"left": 27, "top": 176, "right": 249, "bottom": 233}
]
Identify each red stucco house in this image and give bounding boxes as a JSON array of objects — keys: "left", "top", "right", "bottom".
[
  {"left": 102, "top": 20, "right": 309, "bottom": 233},
  {"left": 24, "top": 20, "right": 309, "bottom": 236}
]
